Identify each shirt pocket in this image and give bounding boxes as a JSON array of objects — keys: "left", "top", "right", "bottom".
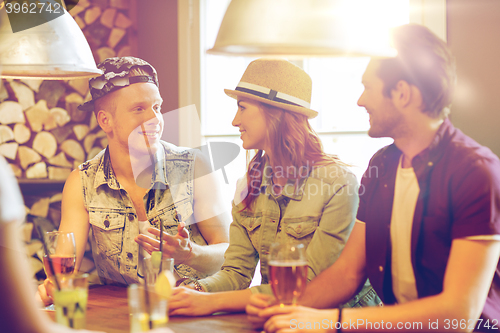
[
  {"left": 154, "top": 199, "right": 194, "bottom": 232},
  {"left": 240, "top": 213, "right": 263, "bottom": 249},
  {"left": 172, "top": 199, "right": 194, "bottom": 224},
  {"left": 89, "top": 210, "right": 126, "bottom": 256},
  {"left": 283, "top": 217, "right": 319, "bottom": 245}
]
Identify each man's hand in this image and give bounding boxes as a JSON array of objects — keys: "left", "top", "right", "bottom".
[
  {"left": 135, "top": 222, "right": 193, "bottom": 264},
  {"left": 246, "top": 293, "right": 277, "bottom": 329},
  {"left": 261, "top": 305, "right": 336, "bottom": 333},
  {"left": 48, "top": 321, "right": 107, "bottom": 333},
  {"left": 36, "top": 278, "right": 55, "bottom": 307}
]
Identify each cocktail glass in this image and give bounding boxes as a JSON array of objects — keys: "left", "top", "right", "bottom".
[
  {"left": 128, "top": 284, "right": 169, "bottom": 332},
  {"left": 43, "top": 231, "right": 76, "bottom": 284},
  {"left": 53, "top": 273, "right": 89, "bottom": 329}
]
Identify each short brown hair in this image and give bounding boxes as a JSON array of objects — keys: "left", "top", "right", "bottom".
[
  {"left": 377, "top": 24, "right": 456, "bottom": 119},
  {"left": 93, "top": 66, "right": 154, "bottom": 117}
]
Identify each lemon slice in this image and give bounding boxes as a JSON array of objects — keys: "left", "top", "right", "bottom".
[
  {"left": 151, "top": 251, "right": 162, "bottom": 269},
  {"left": 154, "top": 270, "right": 175, "bottom": 299}
]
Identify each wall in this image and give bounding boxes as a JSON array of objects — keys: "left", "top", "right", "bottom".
[
  {"left": 447, "top": 0, "right": 500, "bottom": 157},
  {"left": 136, "top": 0, "right": 179, "bottom": 145}
]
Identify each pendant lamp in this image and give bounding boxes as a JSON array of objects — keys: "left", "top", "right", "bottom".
[
  {"left": 0, "top": 5, "right": 101, "bottom": 80},
  {"left": 207, "top": 0, "right": 397, "bottom": 58}
]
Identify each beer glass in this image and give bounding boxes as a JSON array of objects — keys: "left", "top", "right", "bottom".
[
  {"left": 268, "top": 242, "right": 308, "bottom": 306},
  {"left": 43, "top": 231, "right": 76, "bottom": 283}
]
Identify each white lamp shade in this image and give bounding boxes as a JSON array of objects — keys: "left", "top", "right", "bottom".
[
  {"left": 207, "top": 0, "right": 397, "bottom": 58},
  {"left": 0, "top": 8, "right": 101, "bottom": 80}
]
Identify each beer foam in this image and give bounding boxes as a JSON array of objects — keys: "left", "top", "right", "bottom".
[{"left": 268, "top": 260, "right": 308, "bottom": 267}]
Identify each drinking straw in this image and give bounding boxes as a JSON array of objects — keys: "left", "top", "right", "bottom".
[
  {"left": 140, "top": 124, "right": 164, "bottom": 273},
  {"left": 139, "top": 254, "right": 153, "bottom": 329},
  {"left": 141, "top": 124, "right": 158, "bottom": 330},
  {"left": 35, "top": 224, "right": 61, "bottom": 291},
  {"left": 158, "top": 209, "right": 164, "bottom": 273}
]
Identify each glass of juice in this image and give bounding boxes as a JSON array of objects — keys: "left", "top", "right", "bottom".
[
  {"left": 141, "top": 256, "right": 174, "bottom": 286},
  {"left": 268, "top": 242, "right": 308, "bottom": 306},
  {"left": 128, "top": 284, "right": 169, "bottom": 333},
  {"left": 53, "top": 273, "right": 89, "bottom": 329},
  {"left": 43, "top": 231, "right": 76, "bottom": 284}
]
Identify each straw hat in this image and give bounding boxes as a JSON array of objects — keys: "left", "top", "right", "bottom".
[{"left": 224, "top": 59, "right": 318, "bottom": 119}]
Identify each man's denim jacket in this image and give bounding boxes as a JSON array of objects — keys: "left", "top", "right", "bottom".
[
  {"left": 79, "top": 142, "right": 208, "bottom": 285},
  {"left": 199, "top": 162, "right": 381, "bottom": 307}
]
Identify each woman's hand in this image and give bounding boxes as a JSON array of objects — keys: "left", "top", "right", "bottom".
[
  {"left": 36, "top": 278, "right": 55, "bottom": 307},
  {"left": 49, "top": 322, "right": 107, "bottom": 333},
  {"left": 135, "top": 222, "right": 193, "bottom": 264},
  {"left": 168, "top": 286, "right": 216, "bottom": 316},
  {"left": 261, "top": 305, "right": 337, "bottom": 333},
  {"left": 246, "top": 293, "right": 277, "bottom": 329}
]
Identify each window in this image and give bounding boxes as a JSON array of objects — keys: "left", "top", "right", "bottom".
[
  {"left": 178, "top": 0, "right": 446, "bottom": 208},
  {"left": 177, "top": 0, "right": 445, "bottom": 287}
]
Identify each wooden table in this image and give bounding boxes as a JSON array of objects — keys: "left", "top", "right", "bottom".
[{"left": 45, "top": 285, "right": 259, "bottom": 333}]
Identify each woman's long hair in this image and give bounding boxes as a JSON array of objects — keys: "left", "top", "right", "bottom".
[{"left": 240, "top": 103, "right": 344, "bottom": 212}]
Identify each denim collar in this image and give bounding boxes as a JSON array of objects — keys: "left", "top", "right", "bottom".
[
  {"left": 260, "top": 162, "right": 307, "bottom": 201},
  {"left": 93, "top": 146, "right": 168, "bottom": 190}
]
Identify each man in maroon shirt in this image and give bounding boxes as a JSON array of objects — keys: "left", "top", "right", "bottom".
[{"left": 247, "top": 24, "right": 500, "bottom": 332}]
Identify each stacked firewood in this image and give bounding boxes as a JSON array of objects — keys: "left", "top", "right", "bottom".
[
  {"left": 71, "top": 0, "right": 133, "bottom": 64},
  {"left": 0, "top": 80, "right": 107, "bottom": 180},
  {"left": 0, "top": 0, "right": 135, "bottom": 281},
  {"left": 0, "top": 0, "right": 133, "bottom": 180}
]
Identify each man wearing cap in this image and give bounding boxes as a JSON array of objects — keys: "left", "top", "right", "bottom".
[
  {"left": 248, "top": 25, "right": 500, "bottom": 332},
  {"left": 38, "top": 57, "right": 231, "bottom": 305}
]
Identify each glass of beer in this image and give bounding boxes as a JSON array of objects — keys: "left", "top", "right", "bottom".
[
  {"left": 43, "top": 231, "right": 76, "bottom": 283},
  {"left": 268, "top": 242, "right": 308, "bottom": 306}
]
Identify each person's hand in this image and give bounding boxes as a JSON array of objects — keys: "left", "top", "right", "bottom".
[
  {"left": 48, "top": 321, "right": 107, "bottom": 333},
  {"left": 135, "top": 222, "right": 192, "bottom": 264},
  {"left": 260, "top": 305, "right": 337, "bottom": 333},
  {"left": 142, "top": 329, "right": 174, "bottom": 333},
  {"left": 246, "top": 293, "right": 277, "bottom": 329},
  {"left": 37, "top": 278, "right": 55, "bottom": 307},
  {"left": 168, "top": 286, "right": 216, "bottom": 316}
]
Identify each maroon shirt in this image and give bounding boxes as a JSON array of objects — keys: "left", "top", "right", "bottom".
[{"left": 357, "top": 118, "right": 500, "bottom": 328}]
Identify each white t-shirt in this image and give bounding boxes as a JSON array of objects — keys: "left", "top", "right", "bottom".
[
  {"left": 389, "top": 156, "right": 500, "bottom": 304},
  {"left": 390, "top": 156, "right": 419, "bottom": 304},
  {"left": 0, "top": 156, "right": 25, "bottom": 225}
]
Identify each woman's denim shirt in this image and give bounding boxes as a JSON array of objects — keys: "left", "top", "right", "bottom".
[
  {"left": 199, "top": 162, "right": 359, "bottom": 294},
  {"left": 79, "top": 142, "right": 208, "bottom": 285}
]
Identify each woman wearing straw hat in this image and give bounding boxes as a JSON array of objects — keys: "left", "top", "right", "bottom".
[{"left": 168, "top": 59, "right": 380, "bottom": 316}]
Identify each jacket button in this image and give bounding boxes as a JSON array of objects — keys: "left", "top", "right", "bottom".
[
  {"left": 296, "top": 225, "right": 302, "bottom": 234},
  {"left": 128, "top": 213, "right": 134, "bottom": 221},
  {"left": 270, "top": 219, "right": 276, "bottom": 223},
  {"left": 384, "top": 184, "right": 387, "bottom": 188},
  {"left": 428, "top": 161, "right": 433, "bottom": 167},
  {"left": 104, "top": 219, "right": 110, "bottom": 228},
  {"left": 127, "top": 252, "right": 133, "bottom": 260},
  {"left": 379, "top": 266, "right": 384, "bottom": 272}
]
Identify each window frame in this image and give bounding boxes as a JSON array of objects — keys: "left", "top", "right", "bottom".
[{"left": 177, "top": 0, "right": 446, "bottom": 147}]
